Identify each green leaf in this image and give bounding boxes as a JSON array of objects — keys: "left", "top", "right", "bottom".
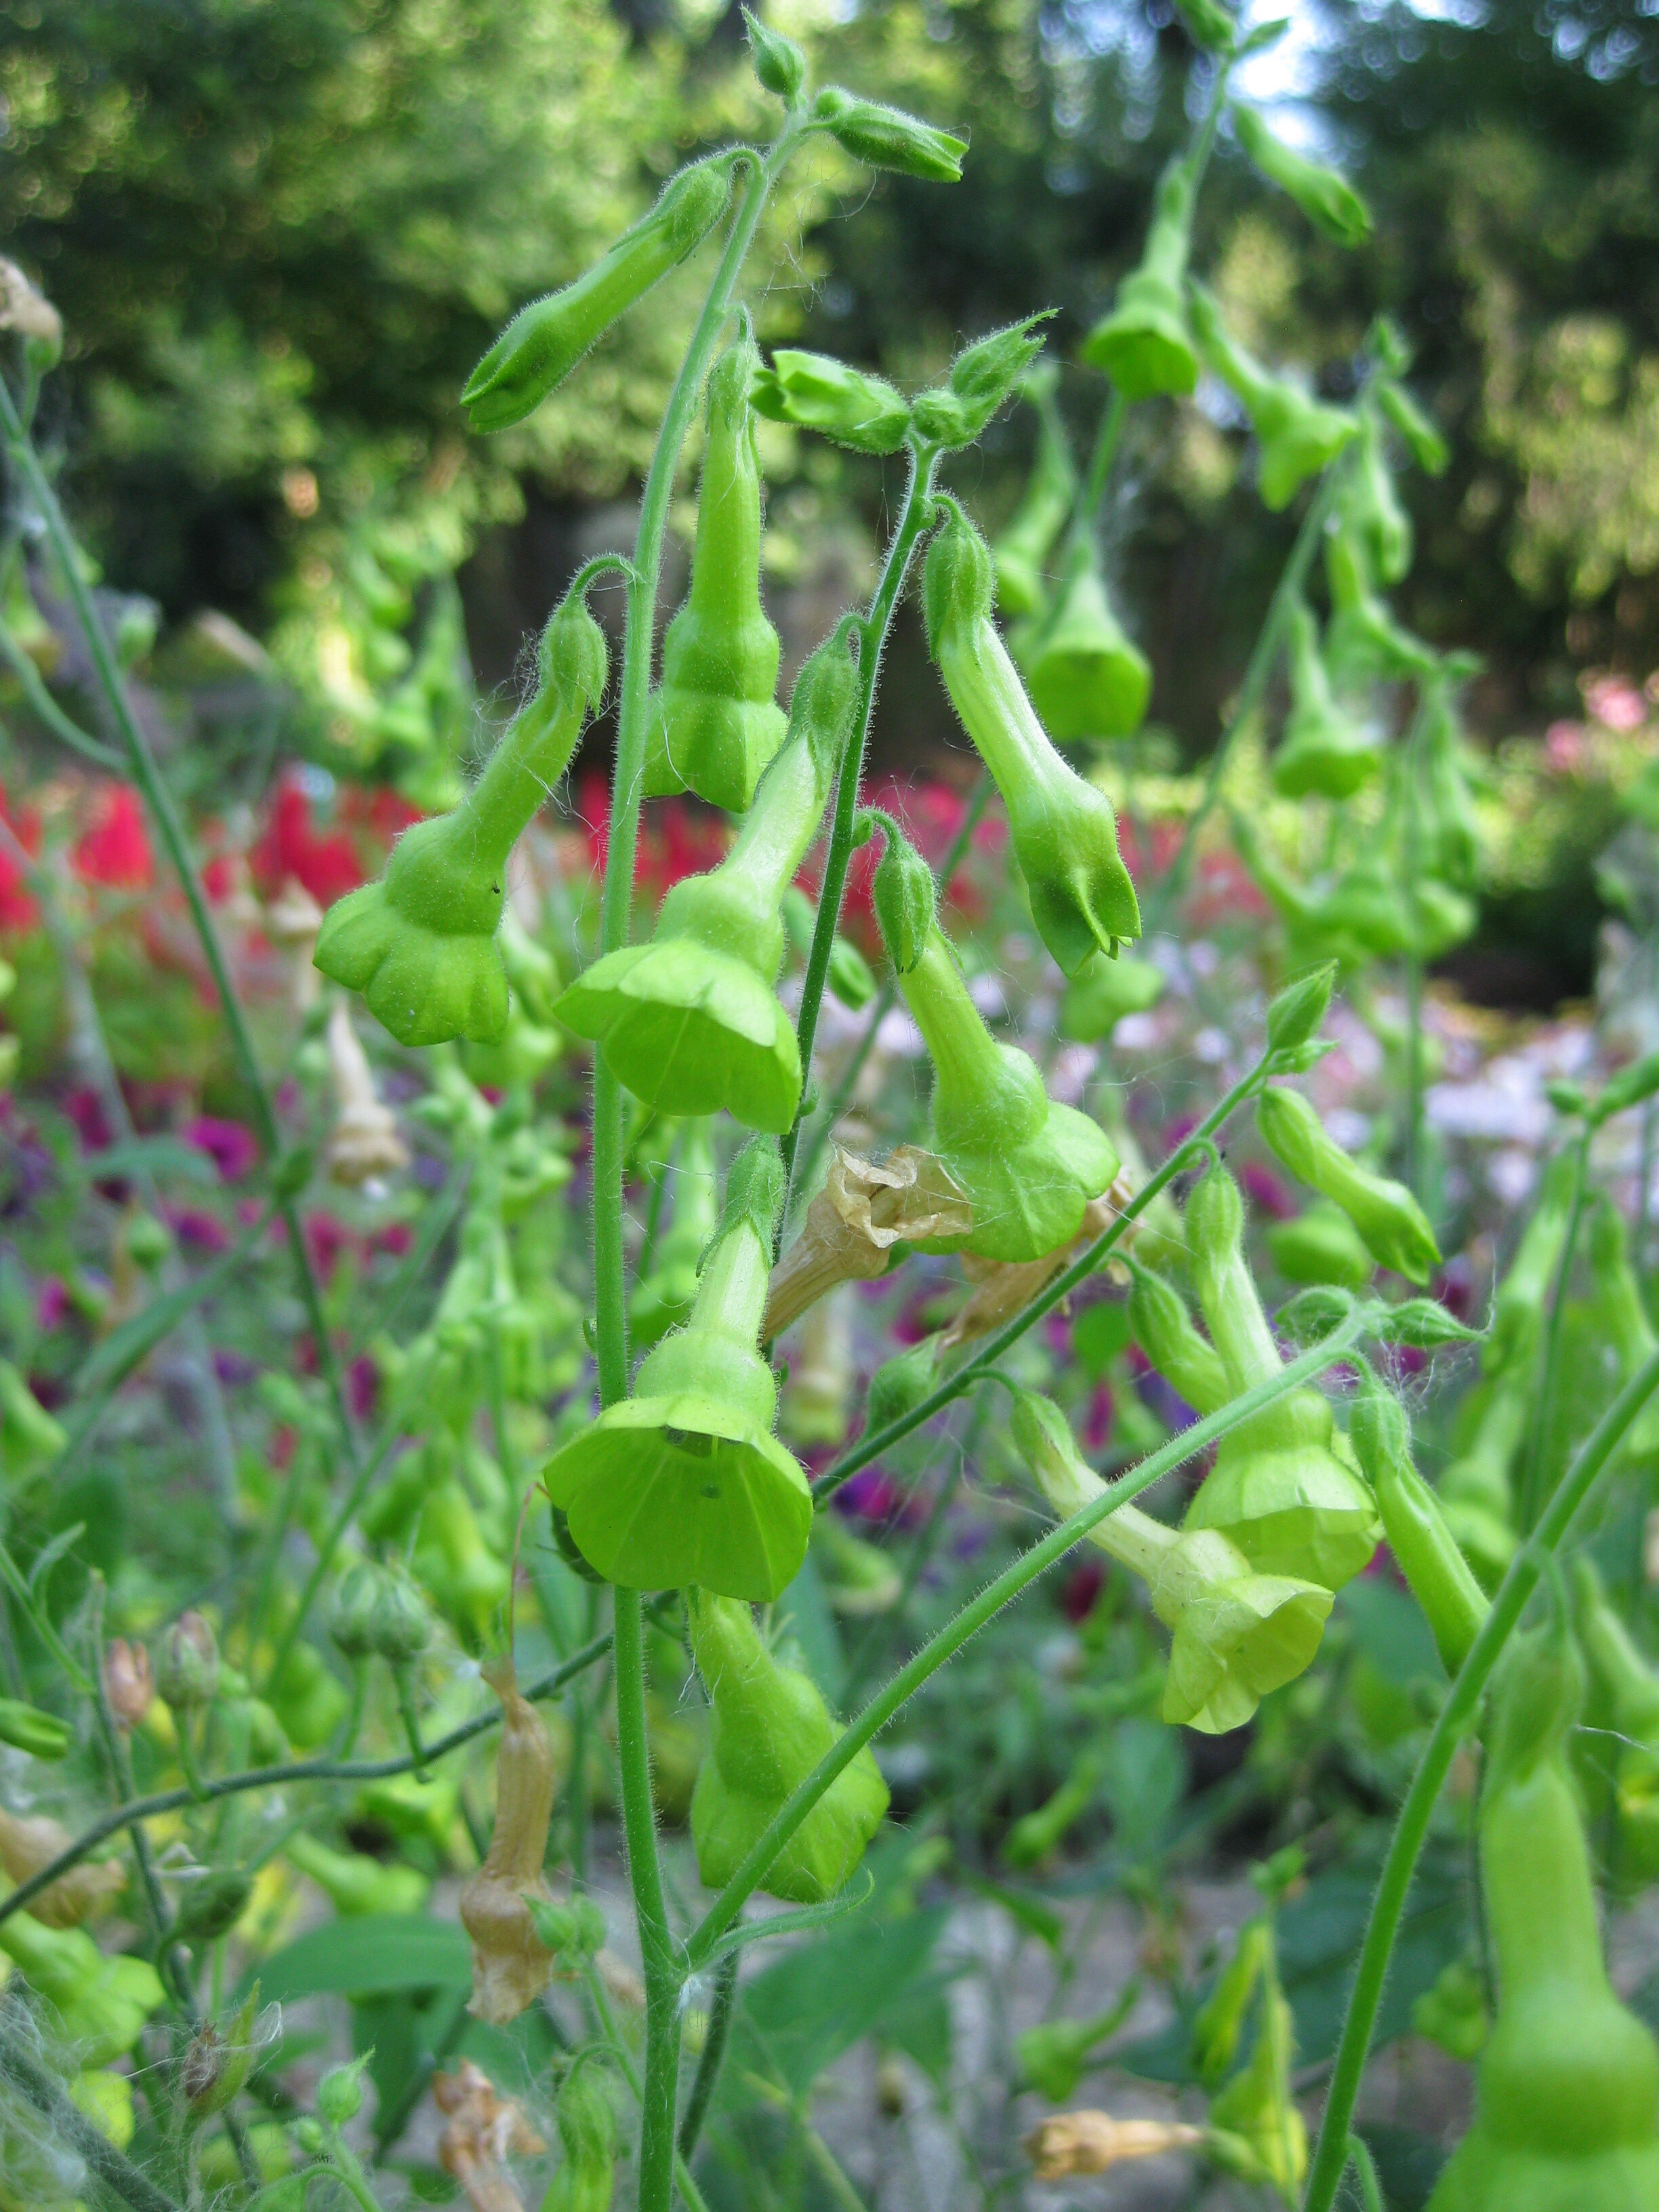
[
  {"left": 246, "top": 1914, "right": 472, "bottom": 2003},
  {"left": 722, "top": 1908, "right": 950, "bottom": 2100},
  {"left": 87, "top": 1136, "right": 218, "bottom": 1187}
]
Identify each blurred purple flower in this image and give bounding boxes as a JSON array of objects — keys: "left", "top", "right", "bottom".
[
  {"left": 1062, "top": 1557, "right": 1105, "bottom": 1621},
  {"left": 169, "top": 1208, "right": 231, "bottom": 1255},
  {"left": 348, "top": 1354, "right": 380, "bottom": 1422},
  {"left": 186, "top": 1115, "right": 259, "bottom": 1182},
  {"left": 35, "top": 1276, "right": 69, "bottom": 1330},
  {"left": 1084, "top": 1383, "right": 1115, "bottom": 1454},
  {"left": 213, "top": 1349, "right": 258, "bottom": 1385},
  {"left": 62, "top": 1086, "right": 113, "bottom": 1153},
  {"left": 1240, "top": 1161, "right": 1296, "bottom": 1221}
]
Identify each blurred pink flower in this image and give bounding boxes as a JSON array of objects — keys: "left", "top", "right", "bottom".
[
  {"left": 35, "top": 1276, "right": 69, "bottom": 1330},
  {"left": 186, "top": 1115, "right": 259, "bottom": 1181},
  {"left": 1545, "top": 720, "right": 1589, "bottom": 771},
  {"left": 1584, "top": 676, "right": 1647, "bottom": 732}
]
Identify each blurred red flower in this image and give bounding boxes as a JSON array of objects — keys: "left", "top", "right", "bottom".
[
  {"left": 73, "top": 784, "right": 153, "bottom": 890},
  {"left": 0, "top": 785, "right": 41, "bottom": 930}
]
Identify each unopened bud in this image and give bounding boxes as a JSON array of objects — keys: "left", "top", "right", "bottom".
[
  {"left": 743, "top": 7, "right": 806, "bottom": 100},
  {"left": 1265, "top": 962, "right": 1335, "bottom": 1054},
  {"left": 156, "top": 1612, "right": 220, "bottom": 1711},
  {"left": 104, "top": 1639, "right": 155, "bottom": 1728},
  {"left": 863, "top": 813, "right": 935, "bottom": 975},
  {"left": 813, "top": 87, "right": 967, "bottom": 182},
  {"left": 317, "top": 2056, "right": 368, "bottom": 2127}
]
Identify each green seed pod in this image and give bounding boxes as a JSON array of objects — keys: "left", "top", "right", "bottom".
[
  {"left": 172, "top": 1868, "right": 255, "bottom": 1944},
  {"left": 1011, "top": 1390, "right": 1332, "bottom": 1734},
  {"left": 1126, "top": 1265, "right": 1227, "bottom": 1415},
  {"left": 865, "top": 811, "right": 937, "bottom": 975},
  {"left": 1271, "top": 596, "right": 1382, "bottom": 800},
  {"left": 1255, "top": 1084, "right": 1441, "bottom": 1283},
  {"left": 317, "top": 2055, "right": 369, "bottom": 2128},
  {"left": 462, "top": 159, "right": 734, "bottom": 430},
  {"left": 1231, "top": 103, "right": 1371, "bottom": 247},
  {"left": 689, "top": 1590, "right": 888, "bottom": 1902},
  {"left": 743, "top": 7, "right": 806, "bottom": 102},
  {"left": 1017, "top": 550, "right": 1151, "bottom": 742},
  {"left": 0, "top": 1697, "right": 71, "bottom": 1759},
  {"left": 182, "top": 1988, "right": 261, "bottom": 2119},
  {"left": 1348, "top": 1379, "right": 1486, "bottom": 1675},
  {"left": 156, "top": 1612, "right": 220, "bottom": 1713},
  {"left": 644, "top": 336, "right": 787, "bottom": 811},
  {"left": 543, "top": 1141, "right": 813, "bottom": 1599},
  {"left": 1265, "top": 1200, "right": 1376, "bottom": 1290},
  {"left": 1180, "top": 1165, "right": 1382, "bottom": 1589},
  {"left": 1080, "top": 159, "right": 1201, "bottom": 400},
  {"left": 316, "top": 579, "right": 607, "bottom": 1046},
  {"left": 631, "top": 1119, "right": 719, "bottom": 1347},
  {"left": 560, "top": 632, "right": 856, "bottom": 1131},
  {"left": 892, "top": 923, "right": 1117, "bottom": 1263},
  {"left": 993, "top": 373, "right": 1076, "bottom": 619},
  {"left": 924, "top": 506, "right": 1141, "bottom": 977},
  {"left": 749, "top": 349, "right": 912, "bottom": 453},
  {"left": 1426, "top": 1626, "right": 1659, "bottom": 2211},
  {"left": 1188, "top": 285, "right": 1358, "bottom": 510},
  {"left": 813, "top": 87, "right": 967, "bottom": 182},
  {"left": 1207, "top": 1979, "right": 1307, "bottom": 2199}
]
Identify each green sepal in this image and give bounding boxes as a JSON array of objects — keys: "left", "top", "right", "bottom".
[
  {"left": 912, "top": 316, "right": 1052, "bottom": 449},
  {"left": 1231, "top": 104, "right": 1371, "bottom": 247},
  {"left": 813, "top": 87, "right": 967, "bottom": 183},
  {"left": 750, "top": 350, "right": 912, "bottom": 453},
  {"left": 1265, "top": 961, "right": 1335, "bottom": 1054},
  {"left": 689, "top": 1591, "right": 888, "bottom": 1902},
  {"left": 1018, "top": 554, "right": 1151, "bottom": 742}
]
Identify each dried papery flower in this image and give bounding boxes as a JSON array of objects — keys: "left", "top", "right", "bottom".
[
  {"left": 0, "top": 1806, "right": 125, "bottom": 1927},
  {"left": 0, "top": 258, "right": 63, "bottom": 361},
  {"left": 1025, "top": 2112, "right": 1204, "bottom": 2180},
  {"left": 764, "top": 1145, "right": 972, "bottom": 1340},
  {"left": 325, "top": 999, "right": 409, "bottom": 1187},
  {"left": 266, "top": 875, "right": 325, "bottom": 1012},
  {"left": 104, "top": 1639, "right": 154, "bottom": 1728},
  {"left": 941, "top": 1174, "right": 1131, "bottom": 1351},
  {"left": 459, "top": 1660, "right": 557, "bottom": 2024},
  {"left": 434, "top": 2058, "right": 546, "bottom": 2212}
]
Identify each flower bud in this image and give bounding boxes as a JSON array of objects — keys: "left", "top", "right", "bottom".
[
  {"left": 317, "top": 2055, "right": 369, "bottom": 2127},
  {"left": 1231, "top": 103, "right": 1371, "bottom": 247},
  {"left": 1266, "top": 1201, "right": 1374, "bottom": 1290},
  {"left": 865, "top": 813, "right": 937, "bottom": 974},
  {"left": 1126, "top": 1265, "right": 1227, "bottom": 1414},
  {"left": 103, "top": 1638, "right": 155, "bottom": 1729},
  {"left": 328, "top": 1561, "right": 382, "bottom": 1662},
  {"left": 172, "top": 1868, "right": 255, "bottom": 1943},
  {"left": 1255, "top": 1084, "right": 1440, "bottom": 1284},
  {"left": 462, "top": 159, "right": 733, "bottom": 430},
  {"left": 156, "top": 1612, "right": 220, "bottom": 1712},
  {"left": 866, "top": 1336, "right": 943, "bottom": 1433},
  {"left": 1265, "top": 962, "right": 1335, "bottom": 1054},
  {"left": 941, "top": 316, "right": 1051, "bottom": 442},
  {"left": 813, "top": 87, "right": 967, "bottom": 182},
  {"left": 1189, "top": 285, "right": 1357, "bottom": 510},
  {"left": 743, "top": 7, "right": 806, "bottom": 100},
  {"left": 1349, "top": 1378, "right": 1486, "bottom": 1674},
  {"left": 1271, "top": 596, "right": 1382, "bottom": 800},
  {"left": 459, "top": 1659, "right": 558, "bottom": 2025},
  {"left": 527, "top": 1893, "right": 609, "bottom": 1961},
  {"left": 828, "top": 935, "right": 876, "bottom": 1009},
  {"left": 750, "top": 349, "right": 912, "bottom": 453}
]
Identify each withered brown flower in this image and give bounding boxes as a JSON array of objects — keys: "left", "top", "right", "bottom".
[
  {"left": 0, "top": 1806, "right": 125, "bottom": 1928},
  {"left": 434, "top": 2057, "right": 546, "bottom": 2212},
  {"left": 764, "top": 1145, "right": 972, "bottom": 1340},
  {"left": 1024, "top": 2110, "right": 1203, "bottom": 2179},
  {"left": 459, "top": 1660, "right": 558, "bottom": 2024}
]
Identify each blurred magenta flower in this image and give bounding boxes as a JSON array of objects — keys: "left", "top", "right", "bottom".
[{"left": 186, "top": 1115, "right": 259, "bottom": 1181}]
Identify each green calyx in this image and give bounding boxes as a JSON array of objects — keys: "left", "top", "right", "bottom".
[
  {"left": 1271, "top": 596, "right": 1382, "bottom": 801},
  {"left": 462, "top": 158, "right": 734, "bottom": 432},
  {"left": 645, "top": 335, "right": 787, "bottom": 811},
  {"left": 1256, "top": 1083, "right": 1440, "bottom": 1283},
  {"left": 924, "top": 506, "right": 1141, "bottom": 977},
  {"left": 687, "top": 1590, "right": 889, "bottom": 1902},
  {"left": 1427, "top": 1628, "right": 1659, "bottom": 2212},
  {"left": 1017, "top": 552, "right": 1151, "bottom": 743},
  {"left": 1081, "top": 159, "right": 1200, "bottom": 399},
  {"left": 896, "top": 924, "right": 1117, "bottom": 1263},
  {"left": 863, "top": 810, "right": 937, "bottom": 975},
  {"left": 542, "top": 1145, "right": 813, "bottom": 1601},
  {"left": 1180, "top": 1165, "right": 1381, "bottom": 1588},
  {"left": 559, "top": 634, "right": 856, "bottom": 1131},
  {"left": 1011, "top": 1391, "right": 1332, "bottom": 1733},
  {"left": 316, "top": 583, "right": 607, "bottom": 1046},
  {"left": 1189, "top": 285, "right": 1357, "bottom": 510}
]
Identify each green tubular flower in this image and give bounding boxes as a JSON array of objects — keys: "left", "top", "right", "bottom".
[
  {"left": 0, "top": 1698, "right": 70, "bottom": 1759},
  {"left": 545, "top": 2066, "right": 619, "bottom": 2212},
  {"left": 1188, "top": 285, "right": 1357, "bottom": 510},
  {"left": 1255, "top": 1084, "right": 1441, "bottom": 1284},
  {"left": 1180, "top": 1166, "right": 1382, "bottom": 1589},
  {"left": 1229, "top": 813, "right": 1406, "bottom": 971},
  {"left": 1015, "top": 1990, "right": 1138, "bottom": 2099},
  {"left": 1416, "top": 670, "right": 1483, "bottom": 893},
  {"left": 1265, "top": 1201, "right": 1376, "bottom": 1290},
  {"left": 893, "top": 923, "right": 1118, "bottom": 1263},
  {"left": 1207, "top": 1978, "right": 1308, "bottom": 2200},
  {"left": 1348, "top": 409, "right": 1413, "bottom": 583},
  {"left": 1080, "top": 158, "right": 1200, "bottom": 400},
  {"left": 285, "top": 1832, "right": 429, "bottom": 1918},
  {"left": 0, "top": 1913, "right": 163, "bottom": 2067},
  {"left": 992, "top": 369, "right": 1076, "bottom": 618},
  {"left": 1270, "top": 596, "right": 1382, "bottom": 800},
  {"left": 1004, "top": 1744, "right": 1108, "bottom": 1870},
  {"left": 1349, "top": 1380, "right": 1486, "bottom": 1675},
  {"left": 558, "top": 632, "right": 856, "bottom": 1131},
  {"left": 1587, "top": 1200, "right": 1659, "bottom": 1469},
  {"left": 630, "top": 1119, "right": 719, "bottom": 1347},
  {"left": 924, "top": 505, "right": 1141, "bottom": 976},
  {"left": 644, "top": 336, "right": 787, "bottom": 809},
  {"left": 1230, "top": 103, "right": 1372, "bottom": 249},
  {"left": 1059, "top": 949, "right": 1164, "bottom": 1042},
  {"left": 688, "top": 1589, "right": 888, "bottom": 1902},
  {"left": 1426, "top": 1627, "right": 1659, "bottom": 2212},
  {"left": 1011, "top": 1391, "right": 1332, "bottom": 1734},
  {"left": 542, "top": 1139, "right": 814, "bottom": 1600},
  {"left": 1488, "top": 1149, "right": 1576, "bottom": 1375},
  {"left": 1017, "top": 550, "right": 1152, "bottom": 742},
  {"left": 1, "top": 1357, "right": 66, "bottom": 1477},
  {"left": 1322, "top": 506, "right": 1437, "bottom": 687},
  {"left": 750, "top": 348, "right": 912, "bottom": 453},
  {"left": 316, "top": 581, "right": 607, "bottom": 1045},
  {"left": 462, "top": 157, "right": 733, "bottom": 431}
]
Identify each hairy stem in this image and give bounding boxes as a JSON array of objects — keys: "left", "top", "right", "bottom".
[
  {"left": 614, "top": 1591, "right": 682, "bottom": 2212},
  {"left": 678, "top": 1947, "right": 739, "bottom": 2163}
]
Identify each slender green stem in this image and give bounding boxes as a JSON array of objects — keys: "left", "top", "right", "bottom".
[
  {"left": 614, "top": 1590, "right": 683, "bottom": 2212},
  {"left": 0, "top": 375, "right": 361, "bottom": 1469},
  {"left": 811, "top": 1053, "right": 1272, "bottom": 1504},
  {"left": 1400, "top": 695, "right": 1431, "bottom": 1201},
  {"left": 678, "top": 1948, "right": 739, "bottom": 2162},
  {"left": 0, "top": 613, "right": 122, "bottom": 766},
  {"left": 781, "top": 436, "right": 941, "bottom": 1212},
  {"left": 1345, "top": 2135, "right": 1384, "bottom": 2212},
  {"left": 687, "top": 1312, "right": 1368, "bottom": 1968},
  {"left": 1300, "top": 1342, "right": 1659, "bottom": 2212},
  {"left": 1519, "top": 1122, "right": 1590, "bottom": 1533},
  {"left": 0, "top": 1627, "right": 621, "bottom": 1927}
]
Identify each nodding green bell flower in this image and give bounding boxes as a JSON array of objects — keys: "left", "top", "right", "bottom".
[
  {"left": 1416, "top": 669, "right": 1483, "bottom": 892},
  {"left": 541, "top": 1139, "right": 814, "bottom": 1600},
  {"left": 1347, "top": 409, "right": 1413, "bottom": 583},
  {"left": 287, "top": 1831, "right": 429, "bottom": 1919},
  {"left": 1188, "top": 286, "right": 1357, "bottom": 510},
  {"left": 558, "top": 631, "right": 857, "bottom": 1132},
  {"left": 1425, "top": 1626, "right": 1659, "bottom": 2212},
  {"left": 1180, "top": 1166, "right": 1382, "bottom": 1589},
  {"left": 630, "top": 1119, "right": 719, "bottom": 1347},
  {"left": 812, "top": 86, "right": 968, "bottom": 183},
  {"left": 1059, "top": 949, "right": 1164, "bottom": 1042},
  {"left": 1230, "top": 103, "right": 1372, "bottom": 248},
  {"left": 993, "top": 369, "right": 1076, "bottom": 619},
  {"left": 888, "top": 920, "right": 1118, "bottom": 1263},
  {"left": 1255, "top": 1084, "right": 1440, "bottom": 1283},
  {"left": 462, "top": 157, "right": 733, "bottom": 431},
  {"left": 688, "top": 1589, "right": 889, "bottom": 1901},
  {"left": 749, "top": 348, "right": 912, "bottom": 454},
  {"left": 315, "top": 582, "right": 607, "bottom": 1046},
  {"left": 923, "top": 505, "right": 1141, "bottom": 976},
  {"left": 1266, "top": 1200, "right": 1376, "bottom": 1289},
  {"left": 644, "top": 336, "right": 787, "bottom": 811},
  {"left": 1378, "top": 377, "right": 1450, "bottom": 476},
  {"left": 1017, "top": 550, "right": 1152, "bottom": 741},
  {"left": 0, "top": 1912, "right": 164, "bottom": 2067},
  {"left": 1081, "top": 158, "right": 1200, "bottom": 400},
  {"left": 1270, "top": 596, "right": 1383, "bottom": 800},
  {"left": 1349, "top": 1380, "right": 1486, "bottom": 1675},
  {"left": 1011, "top": 1391, "right": 1332, "bottom": 1734},
  {"left": 1322, "top": 508, "right": 1438, "bottom": 686}
]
